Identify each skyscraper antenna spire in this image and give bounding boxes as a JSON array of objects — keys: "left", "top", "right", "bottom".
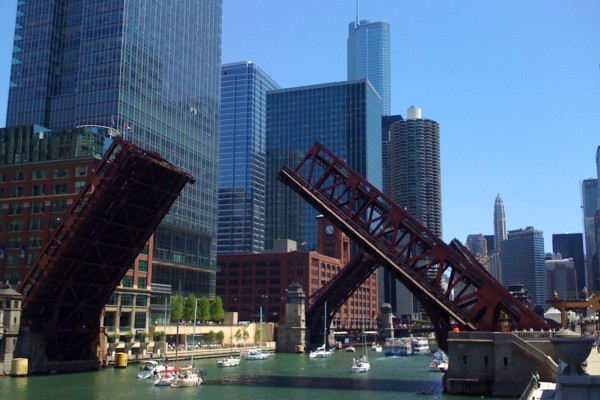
[{"left": 356, "top": 0, "right": 359, "bottom": 26}]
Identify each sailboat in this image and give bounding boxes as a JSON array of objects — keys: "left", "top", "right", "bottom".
[
  {"left": 170, "top": 300, "right": 204, "bottom": 388},
  {"left": 350, "top": 332, "right": 371, "bottom": 373},
  {"left": 309, "top": 303, "right": 334, "bottom": 358}
]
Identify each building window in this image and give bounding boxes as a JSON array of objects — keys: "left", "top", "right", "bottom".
[
  {"left": 136, "top": 296, "right": 147, "bottom": 307},
  {"left": 31, "top": 184, "right": 46, "bottom": 196},
  {"left": 75, "top": 166, "right": 88, "bottom": 176},
  {"left": 51, "top": 200, "right": 68, "bottom": 212},
  {"left": 10, "top": 186, "right": 24, "bottom": 197},
  {"left": 107, "top": 294, "right": 117, "bottom": 305},
  {"left": 484, "top": 355, "right": 489, "bottom": 367},
  {"left": 52, "top": 183, "right": 69, "bottom": 195},
  {"left": 123, "top": 276, "right": 133, "bottom": 288},
  {"left": 29, "top": 219, "right": 44, "bottom": 231},
  {"left": 32, "top": 170, "right": 48, "bottom": 180},
  {"left": 30, "top": 201, "right": 45, "bottom": 214},
  {"left": 53, "top": 168, "right": 70, "bottom": 178},
  {"left": 134, "top": 312, "right": 146, "bottom": 329},
  {"left": 121, "top": 294, "right": 133, "bottom": 306},
  {"left": 503, "top": 357, "right": 508, "bottom": 366},
  {"left": 6, "top": 237, "right": 21, "bottom": 248},
  {"left": 7, "top": 203, "right": 23, "bottom": 215},
  {"left": 74, "top": 181, "right": 86, "bottom": 192},
  {"left": 138, "top": 260, "right": 148, "bottom": 272},
  {"left": 11, "top": 172, "right": 26, "bottom": 181},
  {"left": 8, "top": 220, "right": 23, "bottom": 232},
  {"left": 138, "top": 277, "right": 147, "bottom": 289},
  {"left": 27, "top": 236, "right": 44, "bottom": 248}
]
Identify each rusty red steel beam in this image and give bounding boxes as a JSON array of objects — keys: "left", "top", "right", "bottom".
[
  {"left": 18, "top": 136, "right": 195, "bottom": 361},
  {"left": 278, "top": 142, "right": 545, "bottom": 345}
]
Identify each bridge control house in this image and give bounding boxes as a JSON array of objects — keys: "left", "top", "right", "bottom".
[{"left": 217, "top": 216, "right": 379, "bottom": 331}]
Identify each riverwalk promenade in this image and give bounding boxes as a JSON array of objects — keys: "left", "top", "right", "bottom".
[{"left": 527, "top": 347, "right": 600, "bottom": 400}]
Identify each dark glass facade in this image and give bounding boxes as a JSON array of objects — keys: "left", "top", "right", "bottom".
[
  {"left": 265, "top": 80, "right": 382, "bottom": 251},
  {"left": 6, "top": 0, "right": 223, "bottom": 297},
  {"left": 552, "top": 233, "right": 585, "bottom": 294},
  {"left": 219, "top": 62, "right": 280, "bottom": 254},
  {"left": 348, "top": 20, "right": 391, "bottom": 115},
  {"left": 500, "top": 227, "right": 547, "bottom": 307}
]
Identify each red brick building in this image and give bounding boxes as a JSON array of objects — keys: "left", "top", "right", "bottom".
[
  {"left": 217, "top": 216, "right": 378, "bottom": 330},
  {"left": 0, "top": 125, "right": 154, "bottom": 337}
]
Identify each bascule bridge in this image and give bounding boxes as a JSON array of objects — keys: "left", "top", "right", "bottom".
[
  {"left": 15, "top": 137, "right": 194, "bottom": 373},
  {"left": 278, "top": 142, "right": 546, "bottom": 351}
]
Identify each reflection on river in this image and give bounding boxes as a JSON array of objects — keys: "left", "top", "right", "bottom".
[{"left": 0, "top": 350, "right": 510, "bottom": 400}]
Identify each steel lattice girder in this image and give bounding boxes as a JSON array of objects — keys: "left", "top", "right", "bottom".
[
  {"left": 19, "top": 137, "right": 195, "bottom": 361},
  {"left": 278, "top": 142, "right": 545, "bottom": 350},
  {"left": 305, "top": 253, "right": 378, "bottom": 346}
]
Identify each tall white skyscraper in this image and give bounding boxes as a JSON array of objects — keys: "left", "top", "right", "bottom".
[{"left": 494, "top": 194, "right": 507, "bottom": 251}]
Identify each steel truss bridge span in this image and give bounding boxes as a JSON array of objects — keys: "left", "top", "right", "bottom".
[
  {"left": 18, "top": 137, "right": 194, "bottom": 364},
  {"left": 278, "top": 142, "right": 545, "bottom": 351}
]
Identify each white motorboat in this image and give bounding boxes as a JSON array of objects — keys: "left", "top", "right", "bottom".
[
  {"left": 346, "top": 346, "right": 356, "bottom": 352},
  {"left": 170, "top": 367, "right": 202, "bottom": 387},
  {"left": 411, "top": 337, "right": 430, "bottom": 354},
  {"left": 384, "top": 337, "right": 412, "bottom": 356},
  {"left": 371, "top": 343, "right": 383, "bottom": 353},
  {"left": 217, "top": 355, "right": 241, "bottom": 367},
  {"left": 429, "top": 350, "right": 449, "bottom": 372},
  {"left": 137, "top": 360, "right": 160, "bottom": 379},
  {"left": 243, "top": 348, "right": 270, "bottom": 360}
]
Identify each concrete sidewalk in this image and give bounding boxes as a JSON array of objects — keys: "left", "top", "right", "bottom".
[{"left": 586, "top": 347, "right": 600, "bottom": 375}]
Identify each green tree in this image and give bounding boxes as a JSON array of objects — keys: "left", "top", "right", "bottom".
[
  {"left": 216, "top": 330, "right": 225, "bottom": 344},
  {"left": 170, "top": 295, "right": 184, "bottom": 323},
  {"left": 206, "top": 330, "right": 216, "bottom": 344},
  {"left": 234, "top": 329, "right": 242, "bottom": 344},
  {"left": 210, "top": 296, "right": 225, "bottom": 322},
  {"left": 254, "top": 328, "right": 261, "bottom": 344},
  {"left": 198, "top": 297, "right": 211, "bottom": 322},
  {"left": 183, "top": 295, "right": 197, "bottom": 321},
  {"left": 153, "top": 331, "right": 165, "bottom": 342},
  {"left": 242, "top": 330, "right": 250, "bottom": 344}
]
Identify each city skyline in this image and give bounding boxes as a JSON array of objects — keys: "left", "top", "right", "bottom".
[{"left": 1, "top": 1, "right": 599, "bottom": 253}]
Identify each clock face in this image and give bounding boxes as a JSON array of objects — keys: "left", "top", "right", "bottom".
[{"left": 325, "top": 225, "right": 335, "bottom": 235}]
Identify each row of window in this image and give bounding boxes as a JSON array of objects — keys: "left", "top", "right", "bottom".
[
  {"left": 2, "top": 182, "right": 85, "bottom": 198},
  {"left": 6, "top": 200, "right": 68, "bottom": 215},
  {"left": 0, "top": 167, "right": 87, "bottom": 183}
]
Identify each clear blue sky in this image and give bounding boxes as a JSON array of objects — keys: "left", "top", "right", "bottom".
[{"left": 1, "top": 1, "right": 599, "bottom": 252}]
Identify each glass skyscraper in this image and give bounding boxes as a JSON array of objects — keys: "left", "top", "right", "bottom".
[
  {"left": 265, "top": 79, "right": 382, "bottom": 251},
  {"left": 500, "top": 227, "right": 547, "bottom": 307},
  {"left": 6, "top": 0, "right": 223, "bottom": 297},
  {"left": 582, "top": 178, "right": 599, "bottom": 291},
  {"left": 219, "top": 62, "right": 280, "bottom": 254},
  {"left": 552, "top": 233, "right": 585, "bottom": 294},
  {"left": 348, "top": 20, "right": 391, "bottom": 115}
]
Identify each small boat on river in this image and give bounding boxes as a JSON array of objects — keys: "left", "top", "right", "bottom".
[
  {"left": 170, "top": 367, "right": 202, "bottom": 387},
  {"left": 217, "top": 355, "right": 241, "bottom": 367}
]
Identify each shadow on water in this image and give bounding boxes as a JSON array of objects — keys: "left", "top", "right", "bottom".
[{"left": 206, "top": 374, "right": 442, "bottom": 394}]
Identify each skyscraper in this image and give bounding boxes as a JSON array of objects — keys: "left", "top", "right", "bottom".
[
  {"left": 265, "top": 79, "right": 382, "bottom": 251},
  {"left": 387, "top": 107, "right": 442, "bottom": 237},
  {"left": 500, "top": 227, "right": 547, "bottom": 307},
  {"left": 581, "top": 178, "right": 598, "bottom": 290},
  {"left": 219, "top": 62, "right": 280, "bottom": 254},
  {"left": 494, "top": 194, "right": 507, "bottom": 251},
  {"left": 552, "top": 233, "right": 585, "bottom": 294},
  {"left": 6, "top": 1, "right": 223, "bottom": 296},
  {"left": 382, "top": 106, "right": 441, "bottom": 316},
  {"left": 348, "top": 20, "right": 391, "bottom": 115}
]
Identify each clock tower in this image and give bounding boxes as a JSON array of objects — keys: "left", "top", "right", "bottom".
[{"left": 316, "top": 216, "right": 350, "bottom": 265}]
